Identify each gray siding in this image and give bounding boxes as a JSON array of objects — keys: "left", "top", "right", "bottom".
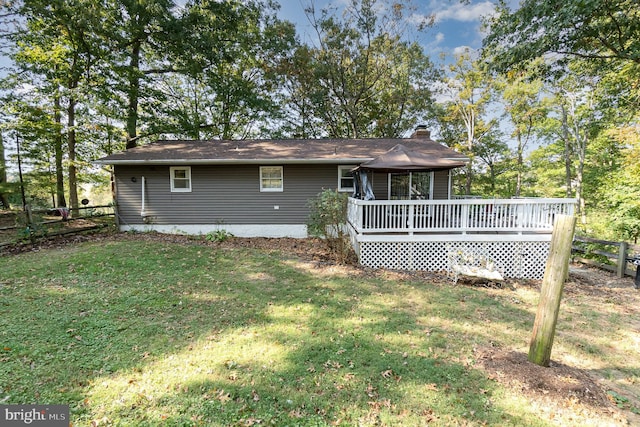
[
  {"left": 115, "top": 164, "right": 347, "bottom": 225},
  {"left": 114, "top": 164, "right": 455, "bottom": 225}
]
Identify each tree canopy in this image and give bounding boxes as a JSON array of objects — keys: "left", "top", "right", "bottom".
[
  {"left": 484, "top": 0, "right": 640, "bottom": 71},
  {"left": 0, "top": 0, "right": 638, "bottom": 245}
]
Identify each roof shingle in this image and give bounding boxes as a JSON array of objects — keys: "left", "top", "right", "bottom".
[{"left": 96, "top": 137, "right": 467, "bottom": 165}]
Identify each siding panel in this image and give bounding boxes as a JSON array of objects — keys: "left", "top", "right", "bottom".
[{"left": 116, "top": 164, "right": 345, "bottom": 225}]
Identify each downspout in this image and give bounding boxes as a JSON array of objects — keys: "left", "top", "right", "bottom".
[{"left": 141, "top": 176, "right": 146, "bottom": 217}]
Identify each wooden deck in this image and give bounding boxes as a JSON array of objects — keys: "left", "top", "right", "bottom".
[
  {"left": 346, "top": 197, "right": 578, "bottom": 279},
  {"left": 347, "top": 197, "right": 576, "bottom": 236}
]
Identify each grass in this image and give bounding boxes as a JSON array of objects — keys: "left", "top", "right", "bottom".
[{"left": 0, "top": 236, "right": 638, "bottom": 426}]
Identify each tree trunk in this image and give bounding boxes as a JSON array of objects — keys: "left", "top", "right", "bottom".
[
  {"left": 515, "top": 129, "right": 523, "bottom": 197},
  {"left": 0, "top": 132, "right": 10, "bottom": 209},
  {"left": 561, "top": 104, "right": 573, "bottom": 197},
  {"left": 126, "top": 40, "right": 141, "bottom": 149},
  {"left": 575, "top": 128, "right": 587, "bottom": 222},
  {"left": 463, "top": 107, "right": 475, "bottom": 196},
  {"left": 68, "top": 95, "right": 79, "bottom": 212},
  {"left": 54, "top": 94, "right": 67, "bottom": 207},
  {"left": 465, "top": 162, "right": 473, "bottom": 195}
]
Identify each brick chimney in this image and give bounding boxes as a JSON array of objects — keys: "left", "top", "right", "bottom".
[{"left": 411, "top": 125, "right": 430, "bottom": 139}]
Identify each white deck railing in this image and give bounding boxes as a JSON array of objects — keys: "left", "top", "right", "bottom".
[{"left": 347, "top": 197, "right": 577, "bottom": 235}]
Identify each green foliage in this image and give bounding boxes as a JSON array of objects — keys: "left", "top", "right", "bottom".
[
  {"left": 285, "top": 0, "right": 439, "bottom": 138},
  {"left": 14, "top": 210, "right": 47, "bottom": 242},
  {"left": 205, "top": 229, "right": 234, "bottom": 243},
  {"left": 435, "top": 50, "right": 496, "bottom": 195},
  {"left": 606, "top": 390, "right": 640, "bottom": 414},
  {"left": 484, "top": 0, "right": 640, "bottom": 72},
  {"left": 306, "top": 189, "right": 352, "bottom": 263}
]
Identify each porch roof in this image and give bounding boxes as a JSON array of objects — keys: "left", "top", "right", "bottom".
[
  {"left": 95, "top": 137, "right": 468, "bottom": 166},
  {"left": 356, "top": 144, "right": 467, "bottom": 172}
]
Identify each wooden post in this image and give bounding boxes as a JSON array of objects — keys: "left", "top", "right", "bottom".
[
  {"left": 25, "top": 204, "right": 33, "bottom": 228},
  {"left": 528, "top": 214, "right": 577, "bottom": 367},
  {"left": 617, "top": 242, "right": 628, "bottom": 278}
]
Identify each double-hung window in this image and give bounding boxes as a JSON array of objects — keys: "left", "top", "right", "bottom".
[
  {"left": 260, "top": 166, "right": 283, "bottom": 192},
  {"left": 170, "top": 166, "right": 192, "bottom": 192},
  {"left": 338, "top": 165, "right": 356, "bottom": 192}
]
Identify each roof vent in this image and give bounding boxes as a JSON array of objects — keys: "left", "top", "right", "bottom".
[{"left": 411, "top": 125, "right": 430, "bottom": 139}]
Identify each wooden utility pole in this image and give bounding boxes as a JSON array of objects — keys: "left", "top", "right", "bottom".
[{"left": 528, "top": 214, "right": 577, "bottom": 367}]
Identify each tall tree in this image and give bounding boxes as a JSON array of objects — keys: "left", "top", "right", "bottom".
[
  {"left": 498, "top": 63, "right": 546, "bottom": 196},
  {"left": 0, "top": 81, "right": 12, "bottom": 208},
  {"left": 0, "top": 131, "right": 9, "bottom": 208},
  {"left": 472, "top": 128, "right": 512, "bottom": 197},
  {"left": 598, "top": 126, "right": 640, "bottom": 242},
  {"left": 6, "top": 0, "right": 106, "bottom": 210},
  {"left": 277, "top": 45, "right": 324, "bottom": 138},
  {"left": 159, "top": 0, "right": 296, "bottom": 140},
  {"left": 297, "top": 0, "right": 438, "bottom": 138},
  {"left": 99, "top": 0, "right": 177, "bottom": 149},
  {"left": 438, "top": 51, "right": 493, "bottom": 195},
  {"left": 484, "top": 0, "right": 640, "bottom": 71}
]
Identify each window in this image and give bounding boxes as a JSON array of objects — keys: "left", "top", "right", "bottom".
[
  {"left": 260, "top": 166, "right": 283, "bottom": 192},
  {"left": 389, "top": 172, "right": 431, "bottom": 200},
  {"left": 338, "top": 165, "right": 356, "bottom": 192},
  {"left": 170, "top": 166, "right": 192, "bottom": 192}
]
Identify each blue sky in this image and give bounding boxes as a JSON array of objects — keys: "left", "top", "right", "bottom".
[
  {"left": 276, "top": 0, "right": 498, "bottom": 61},
  {"left": 0, "top": 0, "right": 497, "bottom": 71}
]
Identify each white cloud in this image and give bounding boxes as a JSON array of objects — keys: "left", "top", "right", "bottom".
[
  {"left": 422, "top": 32, "right": 446, "bottom": 56},
  {"left": 452, "top": 45, "right": 479, "bottom": 57},
  {"left": 432, "top": 1, "right": 496, "bottom": 23}
]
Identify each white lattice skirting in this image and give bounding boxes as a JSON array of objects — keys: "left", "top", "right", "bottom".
[{"left": 356, "top": 238, "right": 550, "bottom": 279}]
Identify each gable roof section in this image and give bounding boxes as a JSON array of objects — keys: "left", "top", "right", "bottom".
[{"left": 95, "top": 138, "right": 468, "bottom": 165}]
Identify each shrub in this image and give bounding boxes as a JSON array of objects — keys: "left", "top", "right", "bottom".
[
  {"left": 205, "top": 229, "right": 233, "bottom": 242},
  {"left": 306, "top": 189, "right": 353, "bottom": 264}
]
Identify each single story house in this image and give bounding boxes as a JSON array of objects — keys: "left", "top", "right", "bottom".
[
  {"left": 95, "top": 128, "right": 468, "bottom": 238},
  {"left": 97, "top": 129, "right": 578, "bottom": 279}
]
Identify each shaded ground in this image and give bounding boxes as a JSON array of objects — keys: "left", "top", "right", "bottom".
[
  {"left": 0, "top": 210, "right": 111, "bottom": 247},
  {"left": 2, "top": 230, "right": 639, "bottom": 425}
]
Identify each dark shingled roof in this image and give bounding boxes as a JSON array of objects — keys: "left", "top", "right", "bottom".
[
  {"left": 95, "top": 137, "right": 468, "bottom": 165},
  {"left": 356, "top": 144, "right": 467, "bottom": 172}
]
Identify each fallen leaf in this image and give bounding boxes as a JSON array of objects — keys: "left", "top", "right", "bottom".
[{"left": 216, "top": 389, "right": 231, "bottom": 404}]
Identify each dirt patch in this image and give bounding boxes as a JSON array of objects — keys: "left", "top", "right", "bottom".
[{"left": 477, "top": 347, "right": 628, "bottom": 425}]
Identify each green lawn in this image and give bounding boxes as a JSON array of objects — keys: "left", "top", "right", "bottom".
[{"left": 0, "top": 236, "right": 638, "bottom": 426}]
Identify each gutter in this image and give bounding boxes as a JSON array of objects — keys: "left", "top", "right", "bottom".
[{"left": 93, "top": 158, "right": 382, "bottom": 166}]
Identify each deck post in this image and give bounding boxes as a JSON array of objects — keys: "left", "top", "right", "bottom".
[
  {"left": 516, "top": 203, "right": 524, "bottom": 235},
  {"left": 617, "top": 241, "right": 628, "bottom": 278},
  {"left": 528, "top": 214, "right": 576, "bottom": 367},
  {"left": 461, "top": 203, "right": 468, "bottom": 234},
  {"left": 408, "top": 203, "right": 414, "bottom": 235}
]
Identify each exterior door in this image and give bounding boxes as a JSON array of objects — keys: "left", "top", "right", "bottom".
[{"left": 389, "top": 172, "right": 432, "bottom": 200}]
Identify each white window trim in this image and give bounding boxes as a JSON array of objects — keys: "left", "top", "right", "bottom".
[
  {"left": 260, "top": 166, "right": 284, "bottom": 192},
  {"left": 338, "top": 165, "right": 356, "bottom": 192},
  {"left": 170, "top": 166, "right": 192, "bottom": 193}
]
